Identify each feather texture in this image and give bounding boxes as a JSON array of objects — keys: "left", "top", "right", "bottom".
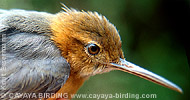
[{"left": 0, "top": 9, "right": 70, "bottom": 100}]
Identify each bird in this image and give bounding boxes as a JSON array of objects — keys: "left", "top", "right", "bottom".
[{"left": 0, "top": 4, "right": 182, "bottom": 100}]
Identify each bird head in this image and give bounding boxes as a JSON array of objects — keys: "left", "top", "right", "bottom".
[{"left": 51, "top": 5, "right": 182, "bottom": 93}]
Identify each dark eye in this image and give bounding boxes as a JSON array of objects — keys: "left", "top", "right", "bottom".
[{"left": 86, "top": 43, "right": 100, "bottom": 55}]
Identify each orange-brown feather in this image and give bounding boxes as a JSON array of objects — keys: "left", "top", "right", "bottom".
[{"left": 49, "top": 8, "right": 124, "bottom": 99}]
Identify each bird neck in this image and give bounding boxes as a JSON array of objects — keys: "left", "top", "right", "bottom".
[{"left": 47, "top": 72, "right": 88, "bottom": 100}]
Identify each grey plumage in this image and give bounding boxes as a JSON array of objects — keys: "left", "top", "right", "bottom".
[{"left": 0, "top": 9, "right": 70, "bottom": 100}]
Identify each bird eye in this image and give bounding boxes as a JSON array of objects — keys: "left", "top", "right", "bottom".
[{"left": 86, "top": 43, "right": 100, "bottom": 55}]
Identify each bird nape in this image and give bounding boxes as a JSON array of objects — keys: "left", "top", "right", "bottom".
[{"left": 0, "top": 3, "right": 182, "bottom": 100}]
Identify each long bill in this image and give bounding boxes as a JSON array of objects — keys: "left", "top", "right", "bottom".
[{"left": 108, "top": 58, "right": 183, "bottom": 93}]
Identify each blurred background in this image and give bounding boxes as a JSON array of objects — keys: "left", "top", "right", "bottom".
[{"left": 0, "top": 0, "right": 189, "bottom": 100}]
